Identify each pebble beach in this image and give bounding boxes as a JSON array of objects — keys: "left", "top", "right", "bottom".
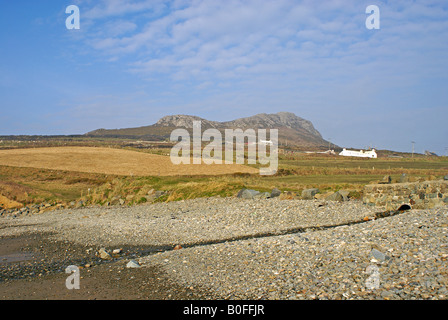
[{"left": 1, "top": 197, "right": 447, "bottom": 300}]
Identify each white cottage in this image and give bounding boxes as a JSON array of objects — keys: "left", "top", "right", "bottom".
[{"left": 339, "top": 148, "right": 377, "bottom": 158}]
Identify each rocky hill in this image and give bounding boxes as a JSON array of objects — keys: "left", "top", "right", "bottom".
[{"left": 86, "top": 112, "right": 332, "bottom": 149}]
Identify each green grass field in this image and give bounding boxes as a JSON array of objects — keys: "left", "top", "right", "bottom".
[{"left": 0, "top": 138, "right": 447, "bottom": 209}]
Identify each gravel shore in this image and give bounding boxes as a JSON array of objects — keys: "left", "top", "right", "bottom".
[
  {"left": 1, "top": 197, "right": 447, "bottom": 300},
  {"left": 0, "top": 198, "right": 380, "bottom": 247}
]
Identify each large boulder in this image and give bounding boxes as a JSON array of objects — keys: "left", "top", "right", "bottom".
[
  {"left": 301, "top": 188, "right": 320, "bottom": 200},
  {"left": 325, "top": 191, "right": 343, "bottom": 202},
  {"left": 237, "top": 189, "right": 260, "bottom": 199},
  {"left": 270, "top": 188, "right": 281, "bottom": 198}
]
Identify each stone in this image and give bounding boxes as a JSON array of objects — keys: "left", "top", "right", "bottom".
[
  {"left": 237, "top": 189, "right": 260, "bottom": 199},
  {"left": 444, "top": 175, "right": 448, "bottom": 181},
  {"left": 270, "top": 188, "right": 281, "bottom": 198},
  {"left": 155, "top": 191, "right": 166, "bottom": 198},
  {"left": 126, "top": 260, "right": 141, "bottom": 268},
  {"left": 98, "top": 248, "right": 112, "bottom": 260},
  {"left": 112, "top": 248, "right": 122, "bottom": 254},
  {"left": 174, "top": 245, "right": 183, "bottom": 250},
  {"left": 338, "top": 190, "right": 350, "bottom": 201},
  {"left": 254, "top": 192, "right": 271, "bottom": 199},
  {"left": 301, "top": 188, "right": 320, "bottom": 200},
  {"left": 370, "top": 248, "right": 390, "bottom": 262},
  {"left": 325, "top": 191, "right": 343, "bottom": 202}
]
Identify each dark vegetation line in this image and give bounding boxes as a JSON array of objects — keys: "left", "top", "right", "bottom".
[{"left": 177, "top": 206, "right": 410, "bottom": 251}]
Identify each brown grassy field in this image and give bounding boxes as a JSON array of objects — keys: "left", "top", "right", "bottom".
[
  {"left": 0, "top": 144, "right": 446, "bottom": 210},
  {"left": 0, "top": 146, "right": 258, "bottom": 176}
]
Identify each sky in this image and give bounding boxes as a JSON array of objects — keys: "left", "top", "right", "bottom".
[{"left": 0, "top": 0, "right": 447, "bottom": 155}]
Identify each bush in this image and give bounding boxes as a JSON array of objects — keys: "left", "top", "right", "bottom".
[{"left": 137, "top": 196, "right": 147, "bottom": 204}]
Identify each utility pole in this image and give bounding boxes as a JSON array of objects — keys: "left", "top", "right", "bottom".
[{"left": 411, "top": 141, "right": 415, "bottom": 158}]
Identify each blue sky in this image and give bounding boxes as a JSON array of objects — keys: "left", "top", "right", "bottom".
[{"left": 0, "top": 0, "right": 447, "bottom": 155}]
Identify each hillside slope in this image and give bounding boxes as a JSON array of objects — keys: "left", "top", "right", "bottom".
[{"left": 86, "top": 112, "right": 332, "bottom": 149}]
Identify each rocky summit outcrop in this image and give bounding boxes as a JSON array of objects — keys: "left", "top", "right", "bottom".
[
  {"left": 86, "top": 112, "right": 332, "bottom": 150},
  {"left": 155, "top": 115, "right": 219, "bottom": 129},
  {"left": 220, "top": 112, "right": 322, "bottom": 137}
]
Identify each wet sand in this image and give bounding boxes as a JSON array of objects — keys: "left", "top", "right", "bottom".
[{"left": 0, "top": 233, "right": 208, "bottom": 300}]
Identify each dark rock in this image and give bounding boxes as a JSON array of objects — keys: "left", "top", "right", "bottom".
[
  {"left": 270, "top": 188, "right": 281, "bottom": 198},
  {"left": 444, "top": 175, "right": 448, "bottom": 181},
  {"left": 301, "top": 188, "right": 319, "bottom": 200}
]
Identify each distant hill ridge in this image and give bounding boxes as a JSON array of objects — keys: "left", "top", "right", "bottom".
[{"left": 86, "top": 112, "right": 332, "bottom": 149}]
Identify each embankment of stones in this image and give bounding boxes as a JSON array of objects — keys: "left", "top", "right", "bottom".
[{"left": 363, "top": 180, "right": 448, "bottom": 210}]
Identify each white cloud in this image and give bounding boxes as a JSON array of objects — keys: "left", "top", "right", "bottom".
[
  {"left": 75, "top": 0, "right": 448, "bottom": 90},
  {"left": 82, "top": 0, "right": 167, "bottom": 19},
  {"left": 64, "top": 0, "right": 448, "bottom": 153}
]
